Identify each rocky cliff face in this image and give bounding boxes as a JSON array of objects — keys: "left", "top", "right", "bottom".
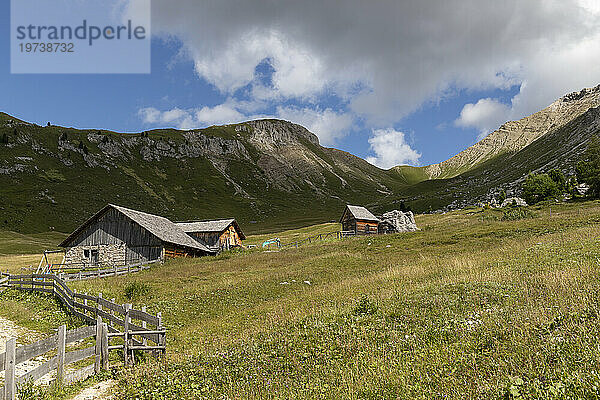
[{"left": 423, "top": 85, "right": 600, "bottom": 179}]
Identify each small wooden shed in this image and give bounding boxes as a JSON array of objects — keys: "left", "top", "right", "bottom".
[
  {"left": 340, "top": 205, "right": 379, "bottom": 235},
  {"left": 176, "top": 219, "right": 246, "bottom": 251},
  {"left": 59, "top": 204, "right": 215, "bottom": 267}
]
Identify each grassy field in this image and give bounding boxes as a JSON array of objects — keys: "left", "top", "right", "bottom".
[
  {"left": 3, "top": 201, "right": 600, "bottom": 398},
  {"left": 0, "top": 230, "right": 65, "bottom": 256},
  {"left": 246, "top": 222, "right": 340, "bottom": 247}
]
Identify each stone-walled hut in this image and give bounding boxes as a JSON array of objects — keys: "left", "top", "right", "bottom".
[{"left": 59, "top": 204, "right": 215, "bottom": 267}]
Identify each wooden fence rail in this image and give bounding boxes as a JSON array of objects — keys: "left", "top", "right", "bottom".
[
  {"left": 34, "top": 259, "right": 161, "bottom": 282},
  {"left": 279, "top": 230, "right": 355, "bottom": 249},
  {"left": 0, "top": 322, "right": 108, "bottom": 400},
  {"left": 0, "top": 274, "right": 166, "bottom": 372}
]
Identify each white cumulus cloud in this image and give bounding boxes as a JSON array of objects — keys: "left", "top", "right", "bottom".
[
  {"left": 135, "top": 0, "right": 600, "bottom": 155},
  {"left": 195, "top": 103, "right": 247, "bottom": 126},
  {"left": 138, "top": 103, "right": 353, "bottom": 146},
  {"left": 455, "top": 98, "right": 512, "bottom": 140},
  {"left": 366, "top": 129, "right": 421, "bottom": 169},
  {"left": 276, "top": 107, "right": 353, "bottom": 146}
]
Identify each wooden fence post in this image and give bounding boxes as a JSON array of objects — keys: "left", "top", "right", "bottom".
[
  {"left": 57, "top": 325, "right": 66, "bottom": 385},
  {"left": 123, "top": 304, "right": 131, "bottom": 365},
  {"left": 141, "top": 306, "right": 148, "bottom": 347},
  {"left": 95, "top": 316, "right": 102, "bottom": 374},
  {"left": 157, "top": 311, "right": 165, "bottom": 356},
  {"left": 101, "top": 323, "right": 109, "bottom": 370},
  {"left": 111, "top": 298, "right": 116, "bottom": 329},
  {"left": 5, "top": 337, "right": 16, "bottom": 400}
]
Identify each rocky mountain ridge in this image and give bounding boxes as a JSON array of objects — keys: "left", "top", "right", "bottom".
[
  {"left": 416, "top": 85, "right": 600, "bottom": 180},
  {"left": 0, "top": 117, "right": 405, "bottom": 233},
  {"left": 1, "top": 84, "right": 600, "bottom": 233}
]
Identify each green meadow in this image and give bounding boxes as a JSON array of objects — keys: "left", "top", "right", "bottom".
[{"left": 2, "top": 201, "right": 600, "bottom": 398}]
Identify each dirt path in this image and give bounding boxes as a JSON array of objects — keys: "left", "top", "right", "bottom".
[
  {"left": 0, "top": 316, "right": 115, "bottom": 398},
  {"left": 0, "top": 316, "right": 57, "bottom": 384},
  {"left": 68, "top": 380, "right": 115, "bottom": 400}
]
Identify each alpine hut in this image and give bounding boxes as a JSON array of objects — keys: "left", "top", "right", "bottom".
[
  {"left": 176, "top": 219, "right": 246, "bottom": 251},
  {"left": 59, "top": 204, "right": 216, "bottom": 267},
  {"left": 340, "top": 205, "right": 380, "bottom": 235}
]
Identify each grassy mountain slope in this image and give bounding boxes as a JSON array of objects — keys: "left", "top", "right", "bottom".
[
  {"left": 379, "top": 105, "right": 600, "bottom": 212},
  {"left": 0, "top": 117, "right": 410, "bottom": 234},
  {"left": 2, "top": 85, "right": 600, "bottom": 234},
  {"left": 393, "top": 85, "right": 600, "bottom": 182}
]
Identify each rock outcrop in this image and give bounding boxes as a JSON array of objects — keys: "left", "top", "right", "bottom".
[{"left": 500, "top": 197, "right": 527, "bottom": 208}]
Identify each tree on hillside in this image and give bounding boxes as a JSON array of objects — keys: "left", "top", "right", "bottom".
[
  {"left": 399, "top": 201, "right": 412, "bottom": 213},
  {"left": 0, "top": 133, "right": 8, "bottom": 144},
  {"left": 522, "top": 173, "right": 561, "bottom": 204},
  {"left": 566, "top": 176, "right": 579, "bottom": 197},
  {"left": 548, "top": 169, "right": 566, "bottom": 191},
  {"left": 497, "top": 189, "right": 507, "bottom": 205},
  {"left": 576, "top": 135, "right": 600, "bottom": 198}
]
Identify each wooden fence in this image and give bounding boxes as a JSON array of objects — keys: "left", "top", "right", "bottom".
[
  {"left": 0, "top": 323, "right": 108, "bottom": 399},
  {"left": 34, "top": 259, "right": 161, "bottom": 282},
  {"left": 280, "top": 230, "right": 355, "bottom": 249},
  {"left": 0, "top": 273, "right": 166, "bottom": 366},
  {"left": 54, "top": 259, "right": 160, "bottom": 282}
]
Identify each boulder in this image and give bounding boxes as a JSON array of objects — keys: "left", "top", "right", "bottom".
[
  {"left": 576, "top": 183, "right": 590, "bottom": 196},
  {"left": 379, "top": 210, "right": 418, "bottom": 233},
  {"left": 500, "top": 197, "right": 528, "bottom": 207}
]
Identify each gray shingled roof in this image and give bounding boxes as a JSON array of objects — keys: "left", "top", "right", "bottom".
[
  {"left": 177, "top": 219, "right": 234, "bottom": 233},
  {"left": 176, "top": 218, "right": 246, "bottom": 240},
  {"left": 342, "top": 205, "right": 380, "bottom": 222},
  {"left": 60, "top": 204, "right": 215, "bottom": 253}
]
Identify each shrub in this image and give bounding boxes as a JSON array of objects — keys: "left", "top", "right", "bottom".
[
  {"left": 522, "top": 173, "right": 561, "bottom": 204},
  {"left": 548, "top": 169, "right": 566, "bottom": 191},
  {"left": 352, "top": 294, "right": 378, "bottom": 315},
  {"left": 399, "top": 201, "right": 412, "bottom": 213},
  {"left": 125, "top": 281, "right": 151, "bottom": 300},
  {"left": 497, "top": 189, "right": 507, "bottom": 205}
]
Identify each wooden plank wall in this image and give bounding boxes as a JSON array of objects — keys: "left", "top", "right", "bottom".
[
  {"left": 67, "top": 208, "right": 162, "bottom": 248},
  {"left": 356, "top": 220, "right": 378, "bottom": 235}
]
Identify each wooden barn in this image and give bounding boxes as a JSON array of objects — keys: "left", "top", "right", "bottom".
[
  {"left": 340, "top": 205, "right": 380, "bottom": 235},
  {"left": 176, "top": 219, "right": 246, "bottom": 251},
  {"left": 59, "top": 204, "right": 215, "bottom": 267}
]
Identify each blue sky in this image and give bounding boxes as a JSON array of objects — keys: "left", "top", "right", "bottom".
[{"left": 2, "top": 0, "right": 600, "bottom": 168}]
